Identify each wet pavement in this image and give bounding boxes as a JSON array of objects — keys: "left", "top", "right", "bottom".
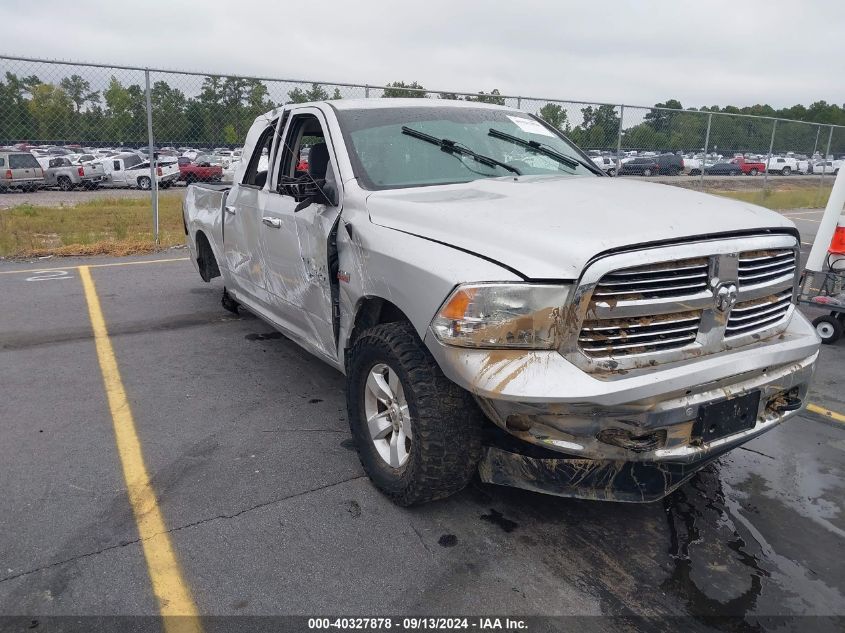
[{"left": 0, "top": 215, "right": 843, "bottom": 630}]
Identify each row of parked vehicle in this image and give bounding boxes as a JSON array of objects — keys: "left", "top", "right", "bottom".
[
  {"left": 0, "top": 143, "right": 249, "bottom": 192},
  {"left": 589, "top": 151, "right": 842, "bottom": 177}
]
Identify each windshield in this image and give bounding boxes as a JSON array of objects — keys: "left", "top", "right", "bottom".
[{"left": 335, "top": 106, "right": 598, "bottom": 190}]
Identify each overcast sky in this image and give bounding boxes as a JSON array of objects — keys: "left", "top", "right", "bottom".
[{"left": 3, "top": 0, "right": 844, "bottom": 109}]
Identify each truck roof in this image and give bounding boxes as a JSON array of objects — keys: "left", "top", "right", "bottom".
[{"left": 327, "top": 98, "right": 513, "bottom": 111}]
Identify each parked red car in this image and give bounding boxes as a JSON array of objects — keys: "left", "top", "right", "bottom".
[
  {"left": 730, "top": 156, "right": 766, "bottom": 176},
  {"left": 178, "top": 155, "right": 223, "bottom": 183}
]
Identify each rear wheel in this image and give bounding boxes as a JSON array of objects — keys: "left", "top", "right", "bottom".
[
  {"left": 346, "top": 322, "right": 483, "bottom": 506},
  {"left": 642, "top": 168, "right": 652, "bottom": 177},
  {"left": 57, "top": 176, "right": 73, "bottom": 191},
  {"left": 750, "top": 168, "right": 759, "bottom": 176},
  {"left": 782, "top": 167, "right": 792, "bottom": 176},
  {"left": 607, "top": 168, "right": 616, "bottom": 177},
  {"left": 138, "top": 176, "right": 151, "bottom": 190},
  {"left": 813, "top": 315, "right": 843, "bottom": 344}
]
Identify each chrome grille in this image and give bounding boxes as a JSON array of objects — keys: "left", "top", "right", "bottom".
[
  {"left": 738, "top": 250, "right": 796, "bottom": 287},
  {"left": 726, "top": 290, "right": 792, "bottom": 337},
  {"left": 591, "top": 258, "right": 709, "bottom": 301},
  {"left": 579, "top": 311, "right": 701, "bottom": 358}
]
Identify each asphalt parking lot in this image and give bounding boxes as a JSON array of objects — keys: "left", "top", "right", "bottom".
[{"left": 0, "top": 208, "right": 843, "bottom": 631}]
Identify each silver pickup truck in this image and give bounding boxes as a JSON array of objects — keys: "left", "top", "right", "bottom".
[
  {"left": 37, "top": 155, "right": 105, "bottom": 190},
  {"left": 184, "top": 99, "right": 820, "bottom": 505}
]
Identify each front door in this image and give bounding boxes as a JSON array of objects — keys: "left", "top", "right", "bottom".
[{"left": 259, "top": 107, "right": 342, "bottom": 360}]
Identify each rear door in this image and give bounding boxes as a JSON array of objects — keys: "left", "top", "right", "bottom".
[{"left": 222, "top": 116, "right": 281, "bottom": 305}]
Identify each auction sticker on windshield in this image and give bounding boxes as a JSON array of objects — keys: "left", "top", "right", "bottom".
[{"left": 507, "top": 115, "right": 555, "bottom": 137}]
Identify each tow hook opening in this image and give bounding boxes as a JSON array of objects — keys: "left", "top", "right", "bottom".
[
  {"left": 596, "top": 428, "right": 667, "bottom": 452},
  {"left": 766, "top": 387, "right": 802, "bottom": 414}
]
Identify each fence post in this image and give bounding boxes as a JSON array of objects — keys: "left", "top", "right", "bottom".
[
  {"left": 816, "top": 125, "right": 834, "bottom": 205},
  {"left": 144, "top": 68, "right": 159, "bottom": 245},
  {"left": 700, "top": 112, "right": 712, "bottom": 189},
  {"left": 365, "top": 84, "right": 370, "bottom": 99},
  {"left": 615, "top": 105, "right": 624, "bottom": 173},
  {"left": 762, "top": 119, "right": 777, "bottom": 193},
  {"left": 811, "top": 125, "right": 821, "bottom": 159},
  {"left": 517, "top": 96, "right": 522, "bottom": 109}
]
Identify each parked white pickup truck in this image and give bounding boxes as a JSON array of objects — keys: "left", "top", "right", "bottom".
[
  {"left": 184, "top": 100, "right": 819, "bottom": 505},
  {"left": 766, "top": 156, "right": 798, "bottom": 175},
  {"left": 99, "top": 152, "right": 180, "bottom": 189}
]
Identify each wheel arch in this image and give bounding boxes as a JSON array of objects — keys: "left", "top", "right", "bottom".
[{"left": 195, "top": 229, "right": 221, "bottom": 282}]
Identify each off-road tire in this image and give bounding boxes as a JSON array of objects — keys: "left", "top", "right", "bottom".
[{"left": 346, "top": 322, "right": 483, "bottom": 506}]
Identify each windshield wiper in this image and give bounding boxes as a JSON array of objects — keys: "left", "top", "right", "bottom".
[
  {"left": 401, "top": 126, "right": 521, "bottom": 175},
  {"left": 488, "top": 128, "right": 600, "bottom": 174}
]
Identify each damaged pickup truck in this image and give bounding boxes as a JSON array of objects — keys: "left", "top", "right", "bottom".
[{"left": 183, "top": 99, "right": 820, "bottom": 505}]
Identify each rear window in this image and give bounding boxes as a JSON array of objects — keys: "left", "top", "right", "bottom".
[{"left": 9, "top": 153, "right": 41, "bottom": 169}]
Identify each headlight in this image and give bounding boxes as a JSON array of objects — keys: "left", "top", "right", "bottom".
[{"left": 431, "top": 283, "right": 571, "bottom": 349}]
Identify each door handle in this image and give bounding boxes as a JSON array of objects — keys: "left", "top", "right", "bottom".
[
  {"left": 262, "top": 217, "right": 282, "bottom": 229},
  {"left": 224, "top": 205, "right": 237, "bottom": 216}
]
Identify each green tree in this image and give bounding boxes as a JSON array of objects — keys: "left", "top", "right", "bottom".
[
  {"left": 287, "top": 83, "right": 331, "bottom": 104},
  {"left": 59, "top": 75, "right": 99, "bottom": 112},
  {"left": 27, "top": 83, "right": 75, "bottom": 140},
  {"left": 538, "top": 103, "right": 569, "bottom": 132},
  {"left": 570, "top": 105, "right": 620, "bottom": 149},
  {"left": 644, "top": 99, "right": 683, "bottom": 133},
  {"left": 465, "top": 89, "right": 505, "bottom": 105},
  {"left": 382, "top": 81, "right": 427, "bottom": 98}
]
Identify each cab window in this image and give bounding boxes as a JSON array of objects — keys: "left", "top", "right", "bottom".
[{"left": 242, "top": 119, "right": 278, "bottom": 188}]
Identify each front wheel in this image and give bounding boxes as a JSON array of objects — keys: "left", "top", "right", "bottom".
[
  {"left": 813, "top": 315, "right": 843, "bottom": 344},
  {"left": 642, "top": 168, "right": 652, "bottom": 177},
  {"left": 607, "top": 168, "right": 616, "bottom": 177},
  {"left": 750, "top": 168, "right": 759, "bottom": 176},
  {"left": 346, "top": 322, "right": 483, "bottom": 506}
]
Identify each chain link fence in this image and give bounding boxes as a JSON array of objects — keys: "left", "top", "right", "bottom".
[{"left": 1, "top": 54, "right": 844, "bottom": 241}]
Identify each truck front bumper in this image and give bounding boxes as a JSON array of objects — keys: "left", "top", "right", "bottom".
[{"left": 425, "top": 311, "right": 820, "bottom": 501}]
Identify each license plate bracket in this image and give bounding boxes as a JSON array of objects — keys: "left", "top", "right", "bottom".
[{"left": 693, "top": 391, "right": 761, "bottom": 443}]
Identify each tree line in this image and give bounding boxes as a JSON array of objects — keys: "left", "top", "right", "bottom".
[{"left": 1, "top": 72, "right": 843, "bottom": 154}]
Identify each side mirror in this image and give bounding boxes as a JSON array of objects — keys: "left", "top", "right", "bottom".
[{"left": 293, "top": 179, "right": 338, "bottom": 212}]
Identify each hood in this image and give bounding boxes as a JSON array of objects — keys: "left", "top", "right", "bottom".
[{"left": 365, "top": 176, "right": 795, "bottom": 279}]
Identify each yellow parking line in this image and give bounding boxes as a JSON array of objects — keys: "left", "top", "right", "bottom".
[
  {"left": 79, "top": 266, "right": 203, "bottom": 632},
  {"left": 0, "top": 257, "right": 189, "bottom": 275},
  {"left": 807, "top": 403, "right": 845, "bottom": 424}
]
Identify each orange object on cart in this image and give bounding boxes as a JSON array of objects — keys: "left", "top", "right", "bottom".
[{"left": 830, "top": 226, "right": 845, "bottom": 255}]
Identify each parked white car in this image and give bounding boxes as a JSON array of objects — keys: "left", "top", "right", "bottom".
[{"left": 591, "top": 155, "right": 618, "bottom": 175}]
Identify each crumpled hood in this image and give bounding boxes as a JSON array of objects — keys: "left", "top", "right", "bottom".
[{"left": 365, "top": 176, "right": 795, "bottom": 279}]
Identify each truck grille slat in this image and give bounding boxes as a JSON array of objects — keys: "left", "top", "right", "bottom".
[
  {"left": 725, "top": 290, "right": 792, "bottom": 337},
  {"left": 579, "top": 311, "right": 701, "bottom": 357},
  {"left": 738, "top": 250, "right": 796, "bottom": 287},
  {"left": 591, "top": 257, "right": 709, "bottom": 300}
]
